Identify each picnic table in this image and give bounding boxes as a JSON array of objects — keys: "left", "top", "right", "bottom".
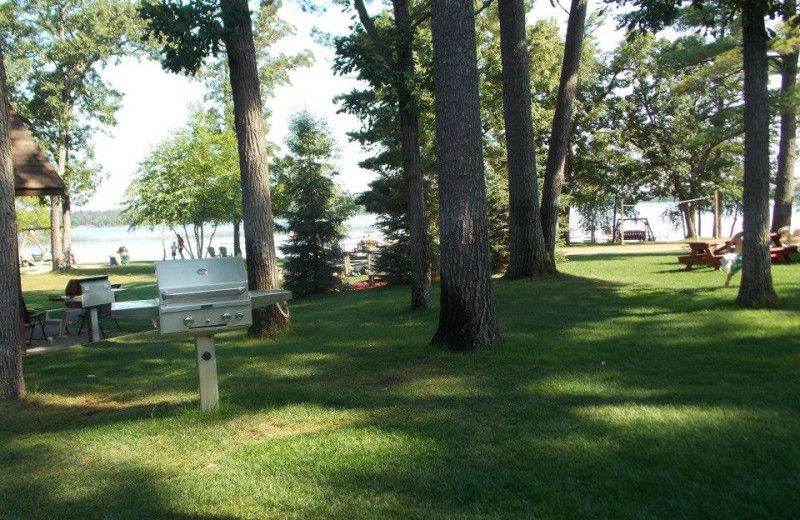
[
  {"left": 770, "top": 232, "right": 798, "bottom": 263},
  {"left": 678, "top": 241, "right": 726, "bottom": 270},
  {"left": 678, "top": 233, "right": 798, "bottom": 270}
]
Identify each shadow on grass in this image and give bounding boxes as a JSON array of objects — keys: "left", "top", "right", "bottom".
[{"left": 3, "top": 267, "right": 800, "bottom": 517}]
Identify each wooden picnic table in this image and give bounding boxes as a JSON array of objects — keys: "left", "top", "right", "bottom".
[
  {"left": 770, "top": 232, "right": 798, "bottom": 263},
  {"left": 678, "top": 241, "right": 725, "bottom": 270},
  {"left": 678, "top": 233, "right": 798, "bottom": 270}
]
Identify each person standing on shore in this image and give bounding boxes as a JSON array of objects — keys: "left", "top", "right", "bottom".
[
  {"left": 176, "top": 234, "right": 185, "bottom": 259},
  {"left": 170, "top": 242, "right": 177, "bottom": 260}
]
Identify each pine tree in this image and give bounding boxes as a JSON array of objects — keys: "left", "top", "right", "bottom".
[{"left": 276, "top": 112, "right": 355, "bottom": 296}]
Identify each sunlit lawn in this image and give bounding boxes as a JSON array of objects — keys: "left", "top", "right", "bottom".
[{"left": 3, "top": 250, "right": 799, "bottom": 518}]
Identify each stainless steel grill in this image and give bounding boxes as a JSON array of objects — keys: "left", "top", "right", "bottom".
[
  {"left": 155, "top": 258, "right": 253, "bottom": 335},
  {"left": 111, "top": 257, "right": 292, "bottom": 411},
  {"left": 62, "top": 276, "right": 115, "bottom": 342},
  {"left": 64, "top": 276, "right": 114, "bottom": 309}
]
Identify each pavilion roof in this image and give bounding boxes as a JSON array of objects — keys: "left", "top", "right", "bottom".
[{"left": 11, "top": 110, "right": 64, "bottom": 197}]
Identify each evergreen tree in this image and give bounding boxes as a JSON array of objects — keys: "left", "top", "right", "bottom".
[{"left": 276, "top": 111, "right": 355, "bottom": 296}]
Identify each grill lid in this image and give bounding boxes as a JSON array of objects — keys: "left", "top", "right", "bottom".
[
  {"left": 65, "top": 275, "right": 109, "bottom": 296},
  {"left": 155, "top": 258, "right": 249, "bottom": 306}
]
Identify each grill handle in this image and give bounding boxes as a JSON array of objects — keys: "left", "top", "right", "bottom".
[{"left": 161, "top": 286, "right": 247, "bottom": 300}]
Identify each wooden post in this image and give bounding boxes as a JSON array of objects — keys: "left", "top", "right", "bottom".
[
  {"left": 619, "top": 199, "right": 625, "bottom": 243},
  {"left": 713, "top": 190, "right": 721, "bottom": 238},
  {"left": 343, "top": 253, "right": 351, "bottom": 276},
  {"left": 195, "top": 335, "right": 219, "bottom": 412}
]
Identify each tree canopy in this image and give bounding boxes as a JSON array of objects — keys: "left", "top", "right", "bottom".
[{"left": 121, "top": 108, "right": 240, "bottom": 258}]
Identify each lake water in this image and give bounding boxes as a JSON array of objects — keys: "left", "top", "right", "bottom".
[
  {"left": 568, "top": 203, "right": 800, "bottom": 243},
  {"left": 19, "top": 214, "right": 383, "bottom": 265},
  {"left": 18, "top": 203, "right": 800, "bottom": 264}
]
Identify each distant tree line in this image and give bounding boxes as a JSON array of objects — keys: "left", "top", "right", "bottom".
[{"left": 71, "top": 210, "right": 123, "bottom": 228}]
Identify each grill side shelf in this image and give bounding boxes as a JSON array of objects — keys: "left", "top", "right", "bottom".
[{"left": 251, "top": 289, "right": 293, "bottom": 309}]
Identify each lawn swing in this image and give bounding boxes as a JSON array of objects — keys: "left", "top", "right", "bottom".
[{"left": 611, "top": 218, "right": 656, "bottom": 242}]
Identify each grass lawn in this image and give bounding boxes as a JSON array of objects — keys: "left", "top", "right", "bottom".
[{"left": 3, "top": 250, "right": 799, "bottom": 518}]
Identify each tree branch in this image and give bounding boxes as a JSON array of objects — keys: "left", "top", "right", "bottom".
[
  {"left": 411, "top": 4, "right": 430, "bottom": 28},
  {"left": 474, "top": 0, "right": 495, "bottom": 16},
  {"left": 549, "top": 0, "right": 570, "bottom": 15},
  {"left": 352, "top": 0, "right": 398, "bottom": 71}
]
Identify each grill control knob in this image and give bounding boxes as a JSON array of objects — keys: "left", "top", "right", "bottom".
[
  {"left": 183, "top": 316, "right": 194, "bottom": 328},
  {"left": 221, "top": 312, "right": 232, "bottom": 323},
  {"left": 235, "top": 312, "right": 245, "bottom": 320}
]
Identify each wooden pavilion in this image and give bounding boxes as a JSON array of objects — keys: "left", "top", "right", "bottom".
[{"left": 10, "top": 109, "right": 64, "bottom": 351}]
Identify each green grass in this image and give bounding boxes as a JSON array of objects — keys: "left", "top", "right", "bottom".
[{"left": 3, "top": 250, "right": 800, "bottom": 519}]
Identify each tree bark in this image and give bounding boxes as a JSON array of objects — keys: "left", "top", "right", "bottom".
[
  {"left": 49, "top": 195, "right": 63, "bottom": 270},
  {"left": 430, "top": 0, "right": 501, "bottom": 351},
  {"left": 498, "top": 0, "right": 551, "bottom": 278},
  {"left": 682, "top": 203, "right": 697, "bottom": 239},
  {"left": 233, "top": 219, "right": 242, "bottom": 256},
  {"left": 393, "top": 0, "right": 431, "bottom": 309},
  {"left": 738, "top": 0, "right": 777, "bottom": 307},
  {"left": 539, "top": 0, "right": 587, "bottom": 268},
  {"left": 771, "top": 0, "right": 798, "bottom": 232},
  {"left": 221, "top": 0, "right": 289, "bottom": 336},
  {"left": 0, "top": 50, "right": 25, "bottom": 400},
  {"left": 62, "top": 194, "right": 71, "bottom": 267}
]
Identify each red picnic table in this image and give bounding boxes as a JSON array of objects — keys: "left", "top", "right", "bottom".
[
  {"left": 678, "top": 241, "right": 726, "bottom": 270},
  {"left": 678, "top": 233, "right": 798, "bottom": 270}
]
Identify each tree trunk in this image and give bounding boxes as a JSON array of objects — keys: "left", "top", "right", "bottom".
[
  {"left": 393, "top": 0, "right": 431, "bottom": 309},
  {"left": 182, "top": 224, "right": 195, "bottom": 259},
  {"left": 498, "top": 0, "right": 551, "bottom": 278},
  {"left": 682, "top": 203, "right": 697, "bottom": 238},
  {"left": 62, "top": 193, "right": 71, "bottom": 268},
  {"left": 52, "top": 102, "right": 73, "bottom": 272},
  {"left": 233, "top": 219, "right": 242, "bottom": 256},
  {"left": 771, "top": 0, "right": 797, "bottom": 232},
  {"left": 49, "top": 195, "right": 63, "bottom": 270},
  {"left": 221, "top": 0, "right": 289, "bottom": 336},
  {"left": 539, "top": 0, "right": 588, "bottom": 267},
  {"left": 738, "top": 0, "right": 777, "bottom": 307},
  {"left": 0, "top": 50, "right": 25, "bottom": 400},
  {"left": 430, "top": 0, "right": 501, "bottom": 351}
]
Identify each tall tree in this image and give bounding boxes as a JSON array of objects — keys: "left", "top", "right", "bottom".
[
  {"left": 0, "top": 48, "right": 24, "bottom": 400},
  {"left": 540, "top": 0, "right": 588, "bottom": 264},
  {"left": 430, "top": 0, "right": 501, "bottom": 351},
  {"left": 141, "top": 0, "right": 292, "bottom": 336},
  {"left": 3, "top": 0, "right": 138, "bottom": 271},
  {"left": 612, "top": 0, "right": 779, "bottom": 307},
  {"left": 334, "top": 0, "right": 432, "bottom": 309},
  {"left": 221, "top": 0, "right": 288, "bottom": 335},
  {"left": 738, "top": 0, "right": 777, "bottom": 305},
  {"left": 497, "top": 0, "right": 551, "bottom": 278},
  {"left": 771, "top": 0, "right": 798, "bottom": 231}
]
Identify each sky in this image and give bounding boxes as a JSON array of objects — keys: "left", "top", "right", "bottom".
[{"left": 85, "top": 0, "right": 622, "bottom": 211}]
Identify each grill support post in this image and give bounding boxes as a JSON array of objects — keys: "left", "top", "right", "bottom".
[
  {"left": 195, "top": 334, "right": 219, "bottom": 412},
  {"left": 88, "top": 307, "right": 101, "bottom": 343}
]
